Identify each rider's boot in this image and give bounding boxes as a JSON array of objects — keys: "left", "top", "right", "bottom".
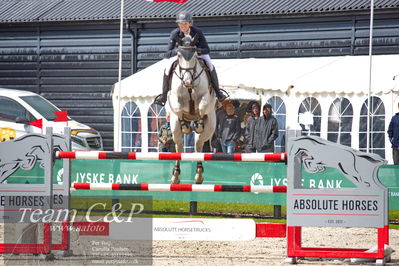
[
  {"left": 154, "top": 73, "right": 169, "bottom": 106},
  {"left": 210, "top": 69, "right": 228, "bottom": 102}
]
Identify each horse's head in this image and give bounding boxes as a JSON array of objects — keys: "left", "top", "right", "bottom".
[
  {"left": 176, "top": 34, "right": 199, "bottom": 62},
  {"left": 176, "top": 35, "right": 200, "bottom": 88}
]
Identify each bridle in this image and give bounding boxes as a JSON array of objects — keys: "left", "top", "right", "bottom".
[
  {"left": 174, "top": 47, "right": 204, "bottom": 90},
  {"left": 174, "top": 44, "right": 205, "bottom": 115}
]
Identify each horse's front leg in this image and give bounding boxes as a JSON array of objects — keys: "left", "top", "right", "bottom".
[
  {"left": 194, "top": 132, "right": 207, "bottom": 184},
  {"left": 198, "top": 93, "right": 210, "bottom": 118},
  {"left": 168, "top": 91, "right": 183, "bottom": 120},
  {"left": 171, "top": 115, "right": 183, "bottom": 184},
  {"left": 194, "top": 112, "right": 216, "bottom": 184},
  {"left": 194, "top": 136, "right": 205, "bottom": 184},
  {"left": 195, "top": 162, "right": 204, "bottom": 184},
  {"left": 193, "top": 93, "right": 209, "bottom": 134},
  {"left": 172, "top": 160, "right": 181, "bottom": 184}
]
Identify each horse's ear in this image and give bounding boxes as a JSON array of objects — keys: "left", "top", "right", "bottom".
[
  {"left": 191, "top": 34, "right": 199, "bottom": 46},
  {"left": 176, "top": 36, "right": 184, "bottom": 46}
]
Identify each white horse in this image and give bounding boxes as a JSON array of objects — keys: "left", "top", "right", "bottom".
[{"left": 167, "top": 35, "right": 217, "bottom": 184}]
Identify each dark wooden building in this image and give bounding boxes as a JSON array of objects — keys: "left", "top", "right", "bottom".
[{"left": 0, "top": 0, "right": 398, "bottom": 150}]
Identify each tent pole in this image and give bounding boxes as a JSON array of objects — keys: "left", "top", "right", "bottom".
[
  {"left": 116, "top": 0, "right": 125, "bottom": 152},
  {"left": 366, "top": 0, "right": 374, "bottom": 153}
]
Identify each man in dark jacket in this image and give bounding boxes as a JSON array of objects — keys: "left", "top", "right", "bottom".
[
  {"left": 388, "top": 103, "right": 399, "bottom": 165},
  {"left": 217, "top": 103, "right": 241, "bottom": 154},
  {"left": 154, "top": 10, "right": 227, "bottom": 106},
  {"left": 253, "top": 103, "right": 279, "bottom": 153},
  {"left": 243, "top": 102, "right": 260, "bottom": 152}
]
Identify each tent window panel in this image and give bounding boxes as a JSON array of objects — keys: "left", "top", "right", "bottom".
[
  {"left": 373, "top": 116, "right": 385, "bottom": 129},
  {"left": 359, "top": 96, "right": 385, "bottom": 158},
  {"left": 339, "top": 133, "right": 352, "bottom": 147},
  {"left": 328, "top": 120, "right": 339, "bottom": 132},
  {"left": 370, "top": 148, "right": 385, "bottom": 158},
  {"left": 274, "top": 114, "right": 286, "bottom": 153},
  {"left": 359, "top": 115, "right": 368, "bottom": 132},
  {"left": 298, "top": 97, "right": 321, "bottom": 137},
  {"left": 121, "top": 101, "right": 141, "bottom": 152},
  {"left": 372, "top": 132, "right": 385, "bottom": 148},
  {"left": 328, "top": 133, "right": 351, "bottom": 147},
  {"left": 311, "top": 116, "right": 322, "bottom": 136},
  {"left": 147, "top": 104, "right": 166, "bottom": 152},
  {"left": 359, "top": 132, "right": 367, "bottom": 149},
  {"left": 327, "top": 97, "right": 353, "bottom": 147},
  {"left": 341, "top": 116, "right": 353, "bottom": 131},
  {"left": 267, "top": 96, "right": 286, "bottom": 153},
  {"left": 184, "top": 132, "right": 195, "bottom": 152},
  {"left": 122, "top": 133, "right": 131, "bottom": 147}
]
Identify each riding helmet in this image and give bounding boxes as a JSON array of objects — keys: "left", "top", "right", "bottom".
[{"left": 176, "top": 11, "right": 193, "bottom": 23}]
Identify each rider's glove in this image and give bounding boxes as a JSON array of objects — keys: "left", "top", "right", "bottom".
[{"left": 165, "top": 49, "right": 177, "bottom": 58}]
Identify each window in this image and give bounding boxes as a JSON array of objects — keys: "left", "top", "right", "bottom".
[
  {"left": 359, "top": 96, "right": 385, "bottom": 158},
  {"left": 147, "top": 104, "right": 166, "bottom": 152},
  {"left": 0, "top": 97, "right": 35, "bottom": 122},
  {"left": 327, "top": 97, "right": 353, "bottom": 146},
  {"left": 183, "top": 131, "right": 195, "bottom": 152},
  {"left": 121, "top": 102, "right": 141, "bottom": 152},
  {"left": 20, "top": 95, "right": 61, "bottom": 121},
  {"left": 298, "top": 97, "right": 321, "bottom": 136},
  {"left": 267, "top": 96, "right": 286, "bottom": 152}
]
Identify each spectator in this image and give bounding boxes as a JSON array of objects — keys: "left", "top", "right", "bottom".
[
  {"left": 238, "top": 112, "right": 252, "bottom": 152},
  {"left": 213, "top": 100, "right": 230, "bottom": 152},
  {"left": 388, "top": 102, "right": 399, "bottom": 165},
  {"left": 253, "top": 103, "right": 279, "bottom": 153},
  {"left": 158, "top": 113, "right": 175, "bottom": 152},
  {"left": 246, "top": 101, "right": 258, "bottom": 114},
  {"left": 243, "top": 102, "right": 261, "bottom": 152},
  {"left": 218, "top": 103, "right": 241, "bottom": 154}
]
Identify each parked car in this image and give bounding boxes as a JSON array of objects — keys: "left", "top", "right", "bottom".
[{"left": 0, "top": 88, "right": 102, "bottom": 150}]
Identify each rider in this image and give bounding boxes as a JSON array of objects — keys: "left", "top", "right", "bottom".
[{"left": 154, "top": 10, "right": 228, "bottom": 106}]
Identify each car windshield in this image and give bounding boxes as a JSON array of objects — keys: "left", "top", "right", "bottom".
[{"left": 20, "top": 95, "right": 66, "bottom": 121}]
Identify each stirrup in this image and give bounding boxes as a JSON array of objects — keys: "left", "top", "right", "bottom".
[{"left": 153, "top": 94, "right": 166, "bottom": 106}]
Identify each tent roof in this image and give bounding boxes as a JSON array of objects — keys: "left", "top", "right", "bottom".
[{"left": 114, "top": 54, "right": 399, "bottom": 99}]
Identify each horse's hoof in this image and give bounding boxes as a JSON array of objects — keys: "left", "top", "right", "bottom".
[
  {"left": 194, "top": 126, "right": 203, "bottom": 134},
  {"left": 180, "top": 120, "right": 192, "bottom": 134},
  {"left": 170, "top": 169, "right": 180, "bottom": 184},
  {"left": 194, "top": 124, "right": 204, "bottom": 133},
  {"left": 194, "top": 119, "right": 204, "bottom": 133},
  {"left": 171, "top": 175, "right": 180, "bottom": 184},
  {"left": 194, "top": 175, "right": 203, "bottom": 184},
  {"left": 182, "top": 126, "right": 192, "bottom": 134}
]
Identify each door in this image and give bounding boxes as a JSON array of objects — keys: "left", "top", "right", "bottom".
[{"left": 0, "top": 96, "right": 40, "bottom": 141}]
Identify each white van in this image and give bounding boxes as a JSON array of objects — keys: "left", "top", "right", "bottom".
[{"left": 0, "top": 88, "right": 103, "bottom": 150}]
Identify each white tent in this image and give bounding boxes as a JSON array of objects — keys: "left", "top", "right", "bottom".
[
  {"left": 112, "top": 54, "right": 399, "bottom": 162},
  {"left": 114, "top": 55, "right": 399, "bottom": 97}
]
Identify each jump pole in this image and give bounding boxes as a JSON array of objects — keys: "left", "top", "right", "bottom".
[
  {"left": 71, "top": 183, "right": 287, "bottom": 193},
  {"left": 56, "top": 151, "right": 287, "bottom": 162}
]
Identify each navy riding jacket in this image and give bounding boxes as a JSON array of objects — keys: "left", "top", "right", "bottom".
[
  {"left": 388, "top": 112, "right": 399, "bottom": 149},
  {"left": 165, "top": 26, "right": 210, "bottom": 58}
]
